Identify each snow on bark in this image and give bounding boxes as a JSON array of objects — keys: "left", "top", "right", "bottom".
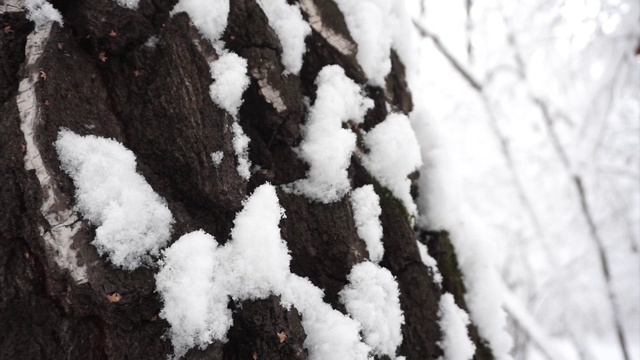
[
  {"left": 171, "top": 0, "right": 229, "bottom": 50},
  {"left": 437, "top": 293, "right": 476, "bottom": 360},
  {"left": 17, "top": 22, "right": 87, "bottom": 283},
  {"left": 208, "top": 52, "right": 250, "bottom": 118},
  {"left": 55, "top": 130, "right": 175, "bottom": 271},
  {"left": 350, "top": 185, "right": 384, "bottom": 264},
  {"left": 155, "top": 230, "right": 230, "bottom": 359},
  {"left": 171, "top": 1, "right": 252, "bottom": 181},
  {"left": 339, "top": 262, "right": 404, "bottom": 358},
  {"left": 285, "top": 65, "right": 373, "bottom": 203},
  {"left": 332, "top": 0, "right": 413, "bottom": 86},
  {"left": 24, "top": 0, "right": 62, "bottom": 27},
  {"left": 362, "top": 113, "right": 422, "bottom": 218},
  {"left": 210, "top": 151, "right": 224, "bottom": 168},
  {"left": 416, "top": 241, "right": 442, "bottom": 285},
  {"left": 411, "top": 108, "right": 514, "bottom": 359},
  {"left": 256, "top": 0, "right": 311, "bottom": 75},
  {"left": 281, "top": 275, "right": 371, "bottom": 360},
  {"left": 158, "top": 184, "right": 371, "bottom": 359},
  {"left": 111, "top": 0, "right": 139, "bottom": 9}
]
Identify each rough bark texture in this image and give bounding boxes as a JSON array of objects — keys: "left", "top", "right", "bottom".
[{"left": 0, "top": 0, "right": 494, "bottom": 359}]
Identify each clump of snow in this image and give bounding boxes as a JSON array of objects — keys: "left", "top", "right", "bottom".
[
  {"left": 112, "top": 0, "right": 139, "bottom": 9},
  {"left": 218, "top": 184, "right": 291, "bottom": 300},
  {"left": 286, "top": 65, "right": 373, "bottom": 202},
  {"left": 209, "top": 52, "right": 250, "bottom": 118},
  {"left": 208, "top": 53, "right": 251, "bottom": 179},
  {"left": 362, "top": 113, "right": 422, "bottom": 218},
  {"left": 282, "top": 275, "right": 371, "bottom": 360},
  {"left": 55, "top": 129, "right": 174, "bottom": 270},
  {"left": 155, "top": 230, "right": 231, "bottom": 359},
  {"left": 410, "top": 108, "right": 460, "bottom": 230},
  {"left": 231, "top": 122, "right": 251, "bottom": 180},
  {"left": 411, "top": 108, "right": 513, "bottom": 359},
  {"left": 438, "top": 293, "right": 476, "bottom": 360},
  {"left": 332, "top": 0, "right": 413, "bottom": 86},
  {"left": 339, "top": 261, "right": 404, "bottom": 358},
  {"left": 158, "top": 184, "right": 370, "bottom": 359},
  {"left": 25, "top": 0, "right": 62, "bottom": 27},
  {"left": 171, "top": 0, "right": 229, "bottom": 49},
  {"left": 416, "top": 241, "right": 442, "bottom": 285},
  {"left": 171, "top": 0, "right": 251, "bottom": 182},
  {"left": 144, "top": 35, "right": 160, "bottom": 48},
  {"left": 210, "top": 151, "right": 224, "bottom": 168},
  {"left": 256, "top": 0, "right": 311, "bottom": 75},
  {"left": 350, "top": 185, "right": 384, "bottom": 263}
]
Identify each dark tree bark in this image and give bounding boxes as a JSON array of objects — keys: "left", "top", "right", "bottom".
[{"left": 0, "top": 0, "right": 494, "bottom": 359}]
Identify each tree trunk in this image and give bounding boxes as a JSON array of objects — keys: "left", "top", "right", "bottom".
[{"left": 0, "top": 0, "right": 494, "bottom": 359}]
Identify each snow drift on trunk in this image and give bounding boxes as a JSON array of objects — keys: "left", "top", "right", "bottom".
[
  {"left": 55, "top": 130, "right": 174, "bottom": 270},
  {"left": 171, "top": 0, "right": 229, "bottom": 49},
  {"left": 256, "top": 0, "right": 311, "bottom": 75},
  {"left": 332, "top": 0, "right": 414, "bottom": 86},
  {"left": 339, "top": 262, "right": 404, "bottom": 358},
  {"left": 286, "top": 65, "right": 373, "bottom": 202},
  {"left": 155, "top": 230, "right": 230, "bottom": 359},
  {"left": 25, "top": 0, "right": 62, "bottom": 27},
  {"left": 157, "top": 184, "right": 371, "bottom": 359},
  {"left": 209, "top": 52, "right": 250, "bottom": 118},
  {"left": 438, "top": 293, "right": 476, "bottom": 360},
  {"left": 362, "top": 113, "right": 422, "bottom": 218},
  {"left": 350, "top": 185, "right": 384, "bottom": 263},
  {"left": 411, "top": 108, "right": 513, "bottom": 359}
]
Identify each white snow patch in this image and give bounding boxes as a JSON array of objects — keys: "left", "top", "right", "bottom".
[
  {"left": 362, "top": 113, "right": 422, "bottom": 218},
  {"left": 111, "top": 0, "right": 138, "bottom": 9},
  {"left": 438, "top": 293, "right": 476, "bottom": 360},
  {"left": 209, "top": 52, "right": 250, "bottom": 118},
  {"left": 17, "top": 23, "right": 87, "bottom": 283},
  {"left": 332, "top": 0, "right": 413, "bottom": 86},
  {"left": 208, "top": 53, "right": 251, "bottom": 180},
  {"left": 286, "top": 65, "right": 373, "bottom": 202},
  {"left": 282, "top": 275, "right": 371, "bottom": 360},
  {"left": 219, "top": 184, "right": 291, "bottom": 301},
  {"left": 416, "top": 241, "right": 442, "bottom": 285},
  {"left": 158, "top": 184, "right": 370, "bottom": 359},
  {"left": 155, "top": 230, "right": 231, "bottom": 359},
  {"left": 55, "top": 130, "right": 174, "bottom": 271},
  {"left": 410, "top": 108, "right": 459, "bottom": 230},
  {"left": 256, "top": 0, "right": 311, "bottom": 75},
  {"left": 144, "top": 35, "right": 160, "bottom": 48},
  {"left": 171, "top": 0, "right": 229, "bottom": 49},
  {"left": 350, "top": 185, "right": 384, "bottom": 263},
  {"left": 231, "top": 122, "right": 251, "bottom": 180},
  {"left": 339, "top": 261, "right": 404, "bottom": 358},
  {"left": 25, "top": 0, "right": 62, "bottom": 27},
  {"left": 210, "top": 151, "right": 224, "bottom": 168},
  {"left": 411, "top": 108, "right": 513, "bottom": 359}
]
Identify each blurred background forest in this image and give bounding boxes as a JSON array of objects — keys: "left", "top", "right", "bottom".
[{"left": 409, "top": 0, "right": 639, "bottom": 359}]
